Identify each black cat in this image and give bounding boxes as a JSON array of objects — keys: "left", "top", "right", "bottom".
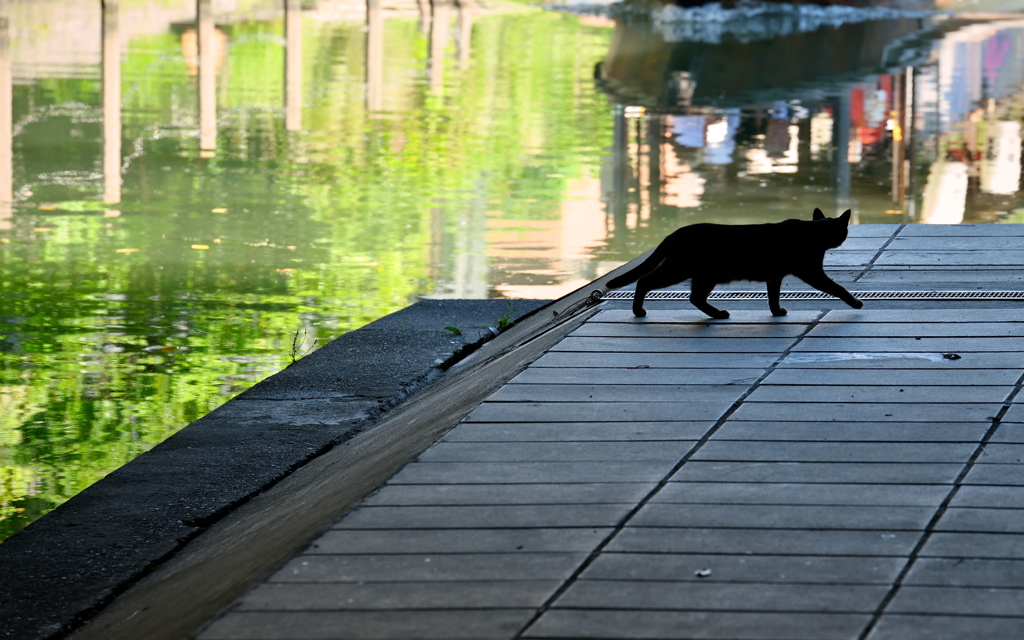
[{"left": 606, "top": 208, "right": 863, "bottom": 319}]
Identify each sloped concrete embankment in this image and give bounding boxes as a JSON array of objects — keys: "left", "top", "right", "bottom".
[{"left": 0, "top": 299, "right": 549, "bottom": 640}]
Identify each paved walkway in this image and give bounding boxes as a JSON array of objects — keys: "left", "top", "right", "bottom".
[{"left": 198, "top": 224, "right": 1024, "bottom": 640}]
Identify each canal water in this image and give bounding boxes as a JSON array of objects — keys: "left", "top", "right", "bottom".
[{"left": 1, "top": 0, "right": 1023, "bottom": 539}]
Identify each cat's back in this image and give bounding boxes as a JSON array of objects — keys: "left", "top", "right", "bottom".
[{"left": 668, "top": 221, "right": 779, "bottom": 248}]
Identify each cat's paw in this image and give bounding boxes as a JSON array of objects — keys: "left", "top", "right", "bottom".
[
  {"left": 633, "top": 309, "right": 647, "bottom": 318},
  {"left": 772, "top": 307, "right": 788, "bottom": 317},
  {"left": 849, "top": 299, "right": 864, "bottom": 309},
  {"left": 711, "top": 310, "right": 730, "bottom": 320}
]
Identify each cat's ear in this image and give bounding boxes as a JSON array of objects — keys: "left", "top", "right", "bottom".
[
  {"left": 812, "top": 208, "right": 825, "bottom": 220},
  {"left": 838, "top": 209, "right": 852, "bottom": 224}
]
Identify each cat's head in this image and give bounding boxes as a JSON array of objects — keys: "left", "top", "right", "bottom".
[{"left": 812, "top": 208, "right": 852, "bottom": 248}]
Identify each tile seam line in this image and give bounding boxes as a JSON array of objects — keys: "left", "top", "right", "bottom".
[
  {"left": 857, "top": 368, "right": 1024, "bottom": 640},
  {"left": 853, "top": 224, "right": 905, "bottom": 283},
  {"left": 511, "top": 312, "right": 826, "bottom": 640}
]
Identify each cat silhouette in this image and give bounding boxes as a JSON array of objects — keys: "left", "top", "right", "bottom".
[{"left": 606, "top": 208, "right": 863, "bottom": 319}]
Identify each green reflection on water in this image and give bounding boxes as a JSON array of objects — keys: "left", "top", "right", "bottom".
[
  {"left": 0, "top": 3, "right": 615, "bottom": 540},
  {"left": 6, "top": 0, "right": 1024, "bottom": 541}
]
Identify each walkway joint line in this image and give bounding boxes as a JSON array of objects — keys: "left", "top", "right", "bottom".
[
  {"left": 857, "top": 369, "right": 1024, "bottom": 640},
  {"left": 512, "top": 312, "right": 827, "bottom": 639},
  {"left": 854, "top": 224, "right": 904, "bottom": 283}
]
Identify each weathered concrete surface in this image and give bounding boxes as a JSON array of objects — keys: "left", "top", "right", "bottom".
[
  {"left": 198, "top": 304, "right": 1024, "bottom": 640},
  {"left": 0, "top": 299, "right": 548, "bottom": 640},
  {"left": 194, "top": 224, "right": 1024, "bottom": 640}
]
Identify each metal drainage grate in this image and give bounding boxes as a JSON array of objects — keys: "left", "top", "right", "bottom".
[{"left": 600, "top": 290, "right": 1024, "bottom": 301}]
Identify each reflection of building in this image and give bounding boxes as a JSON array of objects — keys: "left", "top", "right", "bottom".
[
  {"left": 595, "top": 14, "right": 1024, "bottom": 225},
  {"left": 921, "top": 161, "right": 968, "bottom": 223},
  {"left": 488, "top": 179, "right": 609, "bottom": 299}
]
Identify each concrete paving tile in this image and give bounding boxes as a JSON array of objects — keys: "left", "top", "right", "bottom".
[
  {"left": 776, "top": 351, "right": 1024, "bottom": 368},
  {"left": 552, "top": 336, "right": 799, "bottom": 353},
  {"left": 487, "top": 383, "right": 748, "bottom": 404},
  {"left": 997, "top": 404, "right": 1024, "bottom": 423},
  {"left": 669, "top": 461, "right": 963, "bottom": 484},
  {"left": 570, "top": 323, "right": 808, "bottom": 338},
  {"left": 581, "top": 552, "right": 905, "bottom": 584},
  {"left": 711, "top": 421, "right": 989, "bottom": 443},
  {"left": 629, "top": 503, "right": 935, "bottom": 531},
  {"left": 389, "top": 461, "right": 676, "bottom": 485},
  {"left": 834, "top": 236, "right": 891, "bottom": 250},
  {"left": 331, "top": 504, "right": 633, "bottom": 529},
  {"left": 236, "top": 580, "right": 562, "bottom": 611},
  {"left": 269, "top": 552, "right": 587, "bottom": 583},
  {"left": 935, "top": 507, "right": 1024, "bottom": 534},
  {"left": 825, "top": 250, "right": 878, "bottom": 266},
  {"left": 761, "top": 368, "right": 1021, "bottom": 386},
  {"left": 728, "top": 402, "right": 1000, "bottom": 423},
  {"left": 464, "top": 402, "right": 731, "bottom": 424},
  {"left": 973, "top": 443, "right": 1024, "bottom": 463},
  {"left": 690, "top": 441, "right": 977, "bottom": 463},
  {"left": 869, "top": 614, "right": 1024, "bottom": 640},
  {"left": 309, "top": 528, "right": 612, "bottom": 554},
  {"left": 441, "top": 422, "right": 713, "bottom": 442},
  {"left": 826, "top": 237, "right": 888, "bottom": 252},
  {"left": 889, "top": 236, "right": 1024, "bottom": 251},
  {"left": 921, "top": 532, "right": 1024, "bottom": 559},
  {"left": 523, "top": 609, "right": 869, "bottom": 639},
  {"left": 886, "top": 585, "right": 1024, "bottom": 616},
  {"left": 417, "top": 441, "right": 697, "bottom": 463},
  {"left": 746, "top": 385, "right": 1008, "bottom": 404},
  {"left": 577, "top": 552, "right": 905, "bottom": 585},
  {"left": 963, "top": 463, "right": 1024, "bottom": 486},
  {"left": 605, "top": 528, "right": 919, "bottom": 556},
  {"left": 856, "top": 268, "right": 1024, "bottom": 284},
  {"left": 531, "top": 351, "right": 781, "bottom": 369},
  {"left": 903, "top": 557, "right": 1024, "bottom": 587},
  {"left": 591, "top": 310, "right": 822, "bottom": 324},
  {"left": 199, "top": 610, "right": 534, "bottom": 640},
  {"left": 807, "top": 321, "right": 1024, "bottom": 337},
  {"left": 794, "top": 336, "right": 1024, "bottom": 352},
  {"left": 850, "top": 224, "right": 902, "bottom": 237},
  {"left": 875, "top": 251, "right": 1024, "bottom": 266},
  {"left": 821, "top": 309, "right": 1024, "bottom": 323},
  {"left": 553, "top": 580, "right": 889, "bottom": 613},
  {"left": 362, "top": 483, "right": 657, "bottom": 506},
  {"left": 510, "top": 367, "right": 765, "bottom": 386},
  {"left": 950, "top": 485, "right": 1024, "bottom": 509},
  {"left": 896, "top": 224, "right": 1024, "bottom": 236},
  {"left": 654, "top": 482, "right": 948, "bottom": 506},
  {"left": 990, "top": 423, "right": 1024, "bottom": 443}
]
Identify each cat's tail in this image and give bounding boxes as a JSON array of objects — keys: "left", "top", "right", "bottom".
[{"left": 606, "top": 247, "right": 665, "bottom": 289}]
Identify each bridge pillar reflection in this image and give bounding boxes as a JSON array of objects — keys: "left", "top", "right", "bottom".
[
  {"left": 0, "top": 0, "right": 10, "bottom": 229},
  {"left": 103, "top": 0, "right": 121, "bottom": 207},
  {"left": 198, "top": 0, "right": 216, "bottom": 156},
  {"left": 831, "top": 90, "right": 852, "bottom": 221},
  {"left": 285, "top": 0, "right": 302, "bottom": 130},
  {"left": 366, "top": 0, "right": 382, "bottom": 112},
  {"left": 429, "top": 0, "right": 452, "bottom": 94}
]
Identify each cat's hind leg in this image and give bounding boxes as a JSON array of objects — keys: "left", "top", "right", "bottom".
[
  {"left": 632, "top": 270, "right": 686, "bottom": 318},
  {"left": 766, "top": 277, "right": 787, "bottom": 316},
  {"left": 690, "top": 278, "right": 729, "bottom": 319}
]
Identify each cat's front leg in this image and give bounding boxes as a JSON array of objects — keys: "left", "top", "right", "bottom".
[
  {"left": 798, "top": 272, "right": 863, "bottom": 309},
  {"left": 766, "top": 277, "right": 787, "bottom": 316}
]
